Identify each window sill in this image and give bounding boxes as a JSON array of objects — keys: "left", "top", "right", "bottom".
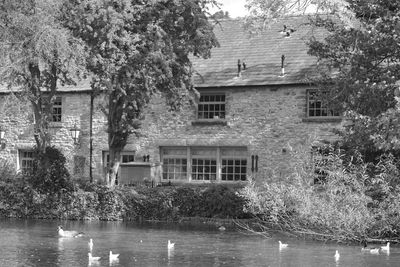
[
  {"left": 48, "top": 122, "right": 63, "bottom": 128},
  {"left": 191, "top": 119, "right": 228, "bottom": 126},
  {"left": 161, "top": 180, "right": 248, "bottom": 184},
  {"left": 302, "top": 117, "right": 342, "bottom": 123}
]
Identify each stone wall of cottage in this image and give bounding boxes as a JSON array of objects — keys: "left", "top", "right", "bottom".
[
  {"left": 0, "top": 92, "right": 97, "bottom": 179},
  {"left": 0, "top": 84, "right": 342, "bottom": 184},
  {"left": 129, "top": 84, "right": 342, "bottom": 184}
]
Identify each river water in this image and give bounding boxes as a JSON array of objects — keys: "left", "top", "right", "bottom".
[{"left": 0, "top": 218, "right": 397, "bottom": 266}]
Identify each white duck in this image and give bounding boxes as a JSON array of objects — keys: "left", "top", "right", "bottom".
[
  {"left": 88, "top": 238, "right": 93, "bottom": 252},
  {"left": 361, "top": 241, "right": 380, "bottom": 254},
  {"left": 334, "top": 250, "right": 340, "bottom": 261},
  {"left": 88, "top": 252, "right": 101, "bottom": 262},
  {"left": 381, "top": 242, "right": 390, "bottom": 253},
  {"left": 168, "top": 240, "right": 175, "bottom": 250},
  {"left": 109, "top": 251, "right": 120, "bottom": 262},
  {"left": 58, "top": 226, "right": 84, "bottom": 238},
  {"left": 278, "top": 241, "right": 288, "bottom": 250}
]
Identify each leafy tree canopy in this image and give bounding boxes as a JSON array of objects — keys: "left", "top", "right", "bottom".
[
  {"left": 0, "top": 0, "right": 86, "bottom": 152},
  {"left": 62, "top": 0, "right": 219, "bottom": 186},
  {"left": 307, "top": 0, "right": 400, "bottom": 154}
]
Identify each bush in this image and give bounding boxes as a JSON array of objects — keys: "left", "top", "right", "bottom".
[
  {"left": 172, "top": 187, "right": 202, "bottom": 217},
  {"left": 0, "top": 158, "right": 18, "bottom": 181},
  {"left": 28, "top": 146, "right": 73, "bottom": 194},
  {"left": 200, "top": 184, "right": 247, "bottom": 219}
]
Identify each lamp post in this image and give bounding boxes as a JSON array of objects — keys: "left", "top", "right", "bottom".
[{"left": 70, "top": 124, "right": 80, "bottom": 145}]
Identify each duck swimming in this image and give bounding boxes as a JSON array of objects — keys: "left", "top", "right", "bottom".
[
  {"left": 361, "top": 240, "right": 380, "bottom": 254},
  {"left": 57, "top": 226, "right": 84, "bottom": 238},
  {"left": 278, "top": 241, "right": 288, "bottom": 250},
  {"left": 334, "top": 250, "right": 340, "bottom": 261},
  {"left": 381, "top": 242, "right": 390, "bottom": 252},
  {"left": 88, "top": 252, "right": 101, "bottom": 262},
  {"left": 109, "top": 251, "right": 120, "bottom": 262},
  {"left": 168, "top": 240, "right": 175, "bottom": 249}
]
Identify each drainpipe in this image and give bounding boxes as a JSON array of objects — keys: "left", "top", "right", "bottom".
[
  {"left": 281, "top": 54, "right": 285, "bottom": 76},
  {"left": 89, "top": 91, "right": 94, "bottom": 183}
]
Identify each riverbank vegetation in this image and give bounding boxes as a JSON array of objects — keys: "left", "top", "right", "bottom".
[
  {"left": 1, "top": 145, "right": 400, "bottom": 244},
  {"left": 0, "top": 151, "right": 249, "bottom": 222},
  {"left": 239, "top": 149, "right": 400, "bottom": 244}
]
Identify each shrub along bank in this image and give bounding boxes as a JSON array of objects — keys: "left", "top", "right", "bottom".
[
  {"left": 239, "top": 152, "right": 400, "bottom": 243},
  {"left": 2, "top": 146, "right": 400, "bottom": 244},
  {"left": 0, "top": 147, "right": 249, "bottom": 222},
  {"left": 0, "top": 178, "right": 250, "bottom": 221}
]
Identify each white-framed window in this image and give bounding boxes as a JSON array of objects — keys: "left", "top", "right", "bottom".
[
  {"left": 191, "top": 148, "right": 217, "bottom": 181},
  {"left": 52, "top": 96, "right": 62, "bottom": 122},
  {"left": 19, "top": 150, "right": 35, "bottom": 173},
  {"left": 307, "top": 90, "right": 340, "bottom": 118},
  {"left": 221, "top": 148, "right": 247, "bottom": 181},
  {"left": 161, "top": 146, "right": 248, "bottom": 183},
  {"left": 162, "top": 148, "right": 187, "bottom": 180},
  {"left": 41, "top": 96, "right": 63, "bottom": 122},
  {"left": 197, "top": 92, "right": 226, "bottom": 120},
  {"left": 103, "top": 151, "right": 136, "bottom": 167}
]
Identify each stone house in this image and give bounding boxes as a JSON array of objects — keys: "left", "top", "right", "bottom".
[{"left": 0, "top": 16, "right": 342, "bottom": 185}]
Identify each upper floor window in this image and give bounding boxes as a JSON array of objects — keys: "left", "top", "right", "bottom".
[
  {"left": 52, "top": 96, "right": 62, "bottom": 122},
  {"left": 307, "top": 90, "right": 339, "bottom": 118},
  {"left": 198, "top": 93, "right": 226, "bottom": 120}
]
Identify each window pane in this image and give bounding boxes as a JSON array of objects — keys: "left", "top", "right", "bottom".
[
  {"left": 308, "top": 90, "right": 339, "bottom": 118},
  {"left": 198, "top": 93, "right": 226, "bottom": 120}
]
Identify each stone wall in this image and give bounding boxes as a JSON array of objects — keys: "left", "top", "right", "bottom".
[{"left": 0, "top": 84, "right": 342, "bottom": 184}]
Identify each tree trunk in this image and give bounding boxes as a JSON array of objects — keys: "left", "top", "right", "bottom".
[{"left": 106, "top": 148, "right": 121, "bottom": 187}]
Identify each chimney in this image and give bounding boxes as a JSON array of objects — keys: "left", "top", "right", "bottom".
[
  {"left": 280, "top": 54, "right": 285, "bottom": 76},
  {"left": 237, "top": 59, "right": 241, "bottom": 77}
]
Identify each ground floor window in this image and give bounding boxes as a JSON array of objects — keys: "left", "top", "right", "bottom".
[
  {"left": 161, "top": 146, "right": 248, "bottom": 182},
  {"left": 221, "top": 148, "right": 247, "bottom": 181},
  {"left": 162, "top": 148, "right": 187, "bottom": 180},
  {"left": 103, "top": 151, "right": 136, "bottom": 167},
  {"left": 19, "top": 150, "right": 35, "bottom": 173}
]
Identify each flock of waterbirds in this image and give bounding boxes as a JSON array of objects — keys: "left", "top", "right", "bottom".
[
  {"left": 59, "top": 225, "right": 392, "bottom": 264},
  {"left": 278, "top": 239, "right": 392, "bottom": 263},
  {"left": 58, "top": 225, "right": 176, "bottom": 265}
]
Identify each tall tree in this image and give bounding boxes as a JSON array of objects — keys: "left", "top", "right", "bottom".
[
  {"left": 244, "top": 0, "right": 400, "bottom": 157},
  {"left": 307, "top": 0, "right": 400, "bottom": 156},
  {"left": 0, "top": 0, "right": 85, "bottom": 154},
  {"left": 244, "top": 0, "right": 352, "bottom": 30},
  {"left": 63, "top": 0, "right": 219, "bottom": 187}
]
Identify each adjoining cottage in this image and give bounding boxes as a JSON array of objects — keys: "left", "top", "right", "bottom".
[{"left": 0, "top": 16, "right": 343, "bottom": 185}]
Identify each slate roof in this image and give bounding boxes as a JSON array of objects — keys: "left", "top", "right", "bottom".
[
  {"left": 0, "top": 15, "right": 324, "bottom": 93},
  {"left": 192, "top": 15, "right": 325, "bottom": 88}
]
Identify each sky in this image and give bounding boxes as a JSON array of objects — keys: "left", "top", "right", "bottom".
[{"left": 212, "top": 0, "right": 248, "bottom": 18}]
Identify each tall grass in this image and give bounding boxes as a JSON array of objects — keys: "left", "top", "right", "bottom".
[{"left": 239, "top": 148, "right": 400, "bottom": 243}]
